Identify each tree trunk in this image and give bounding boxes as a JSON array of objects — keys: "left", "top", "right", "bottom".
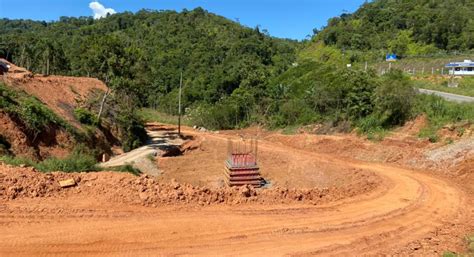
[
  {"left": 97, "top": 88, "right": 110, "bottom": 122},
  {"left": 46, "top": 51, "right": 50, "bottom": 76}
]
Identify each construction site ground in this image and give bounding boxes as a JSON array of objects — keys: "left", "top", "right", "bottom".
[{"left": 1, "top": 122, "right": 473, "bottom": 256}]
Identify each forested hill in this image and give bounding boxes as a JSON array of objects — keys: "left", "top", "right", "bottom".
[
  {"left": 315, "top": 0, "right": 474, "bottom": 56},
  {"left": 0, "top": 8, "right": 298, "bottom": 108}
]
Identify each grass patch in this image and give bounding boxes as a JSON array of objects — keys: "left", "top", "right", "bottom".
[
  {"left": 0, "top": 152, "right": 97, "bottom": 173},
  {"left": 108, "top": 164, "right": 141, "bottom": 176},
  {"left": 468, "top": 234, "right": 474, "bottom": 253},
  {"left": 442, "top": 251, "right": 458, "bottom": 257},
  {"left": 0, "top": 154, "right": 142, "bottom": 176},
  {"left": 365, "top": 129, "right": 389, "bottom": 142},
  {"left": 0, "top": 145, "right": 98, "bottom": 172},
  {"left": 0, "top": 156, "right": 37, "bottom": 167},
  {"left": 413, "top": 79, "right": 474, "bottom": 98},
  {"left": 443, "top": 235, "right": 474, "bottom": 257},
  {"left": 281, "top": 125, "right": 299, "bottom": 135},
  {"left": 418, "top": 126, "right": 439, "bottom": 143},
  {"left": 413, "top": 94, "right": 474, "bottom": 141}
]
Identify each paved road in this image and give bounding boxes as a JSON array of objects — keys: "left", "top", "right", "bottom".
[{"left": 418, "top": 88, "right": 474, "bottom": 103}]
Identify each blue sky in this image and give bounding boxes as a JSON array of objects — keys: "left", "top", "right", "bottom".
[{"left": 0, "top": 0, "right": 366, "bottom": 40}]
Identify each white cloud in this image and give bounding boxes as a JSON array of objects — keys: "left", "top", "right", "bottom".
[{"left": 89, "top": 1, "right": 116, "bottom": 19}]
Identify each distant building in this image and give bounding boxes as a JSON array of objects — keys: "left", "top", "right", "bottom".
[{"left": 446, "top": 60, "right": 474, "bottom": 76}]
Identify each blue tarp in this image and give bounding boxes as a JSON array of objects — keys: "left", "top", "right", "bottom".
[{"left": 386, "top": 54, "right": 397, "bottom": 61}]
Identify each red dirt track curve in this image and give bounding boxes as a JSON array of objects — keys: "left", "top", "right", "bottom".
[{"left": 0, "top": 125, "right": 472, "bottom": 256}]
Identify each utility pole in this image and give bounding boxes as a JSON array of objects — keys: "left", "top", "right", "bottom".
[{"left": 178, "top": 71, "right": 183, "bottom": 137}]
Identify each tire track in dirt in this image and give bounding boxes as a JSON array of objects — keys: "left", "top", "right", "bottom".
[{"left": 0, "top": 128, "right": 470, "bottom": 256}]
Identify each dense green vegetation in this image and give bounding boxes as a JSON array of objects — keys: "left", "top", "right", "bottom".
[
  {"left": 0, "top": 8, "right": 297, "bottom": 111},
  {"left": 0, "top": 8, "right": 297, "bottom": 147},
  {"left": 315, "top": 0, "right": 474, "bottom": 58},
  {"left": 1, "top": 3, "right": 472, "bottom": 142},
  {"left": 261, "top": 62, "right": 420, "bottom": 133},
  {"left": 74, "top": 108, "right": 99, "bottom": 126}
]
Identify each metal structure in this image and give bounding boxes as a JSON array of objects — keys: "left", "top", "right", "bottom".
[{"left": 224, "top": 137, "right": 263, "bottom": 187}]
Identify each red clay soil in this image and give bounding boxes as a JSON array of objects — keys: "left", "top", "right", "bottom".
[
  {"left": 0, "top": 164, "right": 378, "bottom": 206},
  {"left": 1, "top": 58, "right": 107, "bottom": 128},
  {"left": 0, "top": 112, "right": 36, "bottom": 158},
  {"left": 0, "top": 59, "right": 110, "bottom": 159},
  {"left": 0, "top": 119, "right": 473, "bottom": 255},
  {"left": 0, "top": 137, "right": 472, "bottom": 256},
  {"left": 157, "top": 125, "right": 377, "bottom": 190},
  {"left": 0, "top": 111, "right": 72, "bottom": 159},
  {"left": 0, "top": 104, "right": 472, "bottom": 255}
]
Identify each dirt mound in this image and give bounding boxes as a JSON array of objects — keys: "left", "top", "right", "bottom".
[
  {"left": 1, "top": 58, "right": 107, "bottom": 128},
  {"left": 0, "top": 164, "right": 380, "bottom": 206},
  {"left": 179, "top": 135, "right": 202, "bottom": 153}
]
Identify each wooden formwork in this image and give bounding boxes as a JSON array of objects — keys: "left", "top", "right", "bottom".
[
  {"left": 224, "top": 138, "right": 263, "bottom": 187},
  {"left": 224, "top": 159, "right": 262, "bottom": 187}
]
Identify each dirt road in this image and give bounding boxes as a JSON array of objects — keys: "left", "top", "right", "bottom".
[
  {"left": 99, "top": 129, "right": 184, "bottom": 176},
  {"left": 0, "top": 126, "right": 472, "bottom": 256}
]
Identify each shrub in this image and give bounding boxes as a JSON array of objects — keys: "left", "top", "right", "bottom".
[
  {"left": 74, "top": 108, "right": 98, "bottom": 125},
  {"left": 373, "top": 70, "right": 416, "bottom": 126},
  {"left": 357, "top": 115, "right": 383, "bottom": 134}
]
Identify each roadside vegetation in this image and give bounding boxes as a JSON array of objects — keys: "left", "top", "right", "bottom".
[
  {"left": 0, "top": 145, "right": 141, "bottom": 175},
  {"left": 414, "top": 94, "right": 474, "bottom": 142},
  {"left": 0, "top": 145, "right": 97, "bottom": 172},
  {"left": 413, "top": 78, "right": 474, "bottom": 98}
]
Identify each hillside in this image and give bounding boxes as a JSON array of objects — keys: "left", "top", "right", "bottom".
[
  {"left": 0, "top": 59, "right": 131, "bottom": 160},
  {"left": 0, "top": 5, "right": 472, "bottom": 134},
  {"left": 0, "top": 8, "right": 298, "bottom": 111},
  {"left": 2, "top": 59, "right": 107, "bottom": 128},
  {"left": 314, "top": 0, "right": 474, "bottom": 58}
]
